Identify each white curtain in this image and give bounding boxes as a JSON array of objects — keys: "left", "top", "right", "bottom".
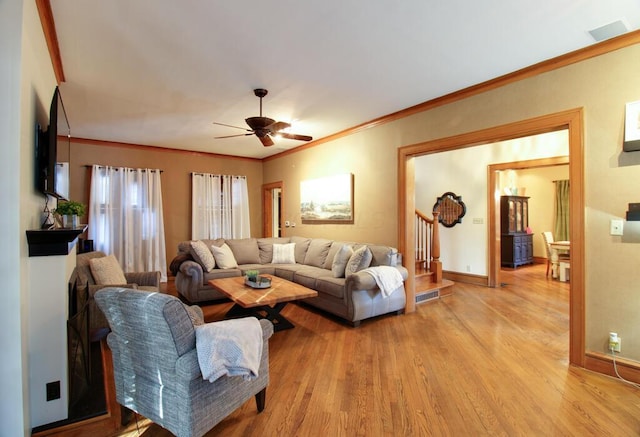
[
  {"left": 88, "top": 165, "right": 167, "bottom": 281},
  {"left": 192, "top": 173, "right": 250, "bottom": 239}
]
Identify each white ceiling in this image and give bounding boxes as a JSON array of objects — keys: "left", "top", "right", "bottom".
[{"left": 50, "top": 0, "right": 640, "bottom": 159}]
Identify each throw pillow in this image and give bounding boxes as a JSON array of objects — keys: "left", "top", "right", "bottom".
[
  {"left": 89, "top": 254, "right": 127, "bottom": 285},
  {"left": 345, "top": 246, "right": 373, "bottom": 277},
  {"left": 190, "top": 240, "right": 216, "bottom": 272},
  {"left": 272, "top": 243, "right": 296, "bottom": 264},
  {"left": 332, "top": 244, "right": 354, "bottom": 278},
  {"left": 210, "top": 243, "right": 238, "bottom": 269}
]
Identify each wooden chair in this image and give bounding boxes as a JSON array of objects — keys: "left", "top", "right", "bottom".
[{"left": 541, "top": 231, "right": 569, "bottom": 277}]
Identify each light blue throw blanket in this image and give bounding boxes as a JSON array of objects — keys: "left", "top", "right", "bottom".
[{"left": 195, "top": 317, "right": 263, "bottom": 382}]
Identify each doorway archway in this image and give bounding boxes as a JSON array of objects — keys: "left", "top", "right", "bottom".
[{"left": 398, "top": 108, "right": 584, "bottom": 366}]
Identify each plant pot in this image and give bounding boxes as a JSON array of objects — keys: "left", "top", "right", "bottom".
[{"left": 62, "top": 214, "right": 78, "bottom": 229}]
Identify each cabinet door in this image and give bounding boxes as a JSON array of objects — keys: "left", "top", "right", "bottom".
[{"left": 508, "top": 200, "right": 515, "bottom": 233}]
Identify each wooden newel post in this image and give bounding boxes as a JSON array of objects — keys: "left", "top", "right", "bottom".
[{"left": 430, "top": 211, "right": 443, "bottom": 283}]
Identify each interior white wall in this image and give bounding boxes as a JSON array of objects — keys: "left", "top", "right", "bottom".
[
  {"left": 414, "top": 130, "right": 568, "bottom": 275},
  {"left": 0, "top": 0, "right": 58, "bottom": 434},
  {"left": 0, "top": 0, "right": 27, "bottom": 435},
  {"left": 21, "top": 1, "right": 64, "bottom": 428}
]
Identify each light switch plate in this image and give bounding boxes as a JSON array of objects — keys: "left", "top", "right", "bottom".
[{"left": 610, "top": 219, "right": 624, "bottom": 236}]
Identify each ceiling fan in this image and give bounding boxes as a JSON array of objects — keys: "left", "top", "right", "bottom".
[{"left": 213, "top": 88, "right": 313, "bottom": 147}]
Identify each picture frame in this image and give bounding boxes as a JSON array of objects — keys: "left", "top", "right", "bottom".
[
  {"left": 623, "top": 100, "right": 640, "bottom": 152},
  {"left": 300, "top": 173, "right": 354, "bottom": 224}
]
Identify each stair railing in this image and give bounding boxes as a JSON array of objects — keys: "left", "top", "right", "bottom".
[{"left": 415, "top": 209, "right": 442, "bottom": 283}]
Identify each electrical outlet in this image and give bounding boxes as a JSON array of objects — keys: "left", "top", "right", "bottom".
[
  {"left": 609, "top": 332, "right": 621, "bottom": 353},
  {"left": 46, "top": 381, "right": 60, "bottom": 401},
  {"left": 610, "top": 219, "right": 624, "bottom": 236}
]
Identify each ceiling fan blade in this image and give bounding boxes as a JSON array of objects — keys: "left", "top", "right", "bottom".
[
  {"left": 214, "top": 133, "right": 253, "bottom": 139},
  {"left": 269, "top": 121, "right": 291, "bottom": 132},
  {"left": 212, "top": 121, "right": 253, "bottom": 132},
  {"left": 259, "top": 135, "right": 274, "bottom": 147},
  {"left": 279, "top": 132, "right": 313, "bottom": 142}
]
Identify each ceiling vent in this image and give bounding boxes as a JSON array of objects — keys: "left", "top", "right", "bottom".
[{"left": 588, "top": 20, "right": 630, "bottom": 42}]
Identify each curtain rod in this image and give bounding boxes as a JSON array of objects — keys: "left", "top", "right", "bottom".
[
  {"left": 85, "top": 165, "right": 163, "bottom": 173},
  {"left": 191, "top": 172, "right": 246, "bottom": 179}
]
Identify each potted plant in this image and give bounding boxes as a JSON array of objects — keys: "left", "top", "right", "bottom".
[
  {"left": 245, "top": 269, "right": 259, "bottom": 282},
  {"left": 54, "top": 200, "right": 86, "bottom": 229}
]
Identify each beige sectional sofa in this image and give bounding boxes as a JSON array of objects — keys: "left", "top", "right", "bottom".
[{"left": 170, "top": 236, "right": 408, "bottom": 326}]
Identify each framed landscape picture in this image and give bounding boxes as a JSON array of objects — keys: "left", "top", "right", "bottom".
[{"left": 300, "top": 173, "right": 354, "bottom": 224}]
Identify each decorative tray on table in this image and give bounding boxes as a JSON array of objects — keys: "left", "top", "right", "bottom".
[{"left": 244, "top": 275, "right": 272, "bottom": 289}]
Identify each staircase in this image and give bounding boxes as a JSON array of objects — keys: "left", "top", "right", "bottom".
[{"left": 415, "top": 209, "right": 454, "bottom": 303}]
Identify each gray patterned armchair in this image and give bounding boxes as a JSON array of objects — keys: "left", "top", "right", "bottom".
[{"left": 95, "top": 288, "right": 273, "bottom": 437}]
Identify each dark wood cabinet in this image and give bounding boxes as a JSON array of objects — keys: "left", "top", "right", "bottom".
[{"left": 500, "top": 196, "right": 533, "bottom": 267}]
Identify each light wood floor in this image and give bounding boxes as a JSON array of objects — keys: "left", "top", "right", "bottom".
[{"left": 114, "top": 264, "right": 640, "bottom": 436}]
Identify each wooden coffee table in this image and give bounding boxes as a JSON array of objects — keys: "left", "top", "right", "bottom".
[{"left": 208, "top": 275, "right": 318, "bottom": 331}]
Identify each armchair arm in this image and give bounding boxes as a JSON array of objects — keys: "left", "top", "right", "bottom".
[{"left": 125, "top": 271, "right": 161, "bottom": 288}]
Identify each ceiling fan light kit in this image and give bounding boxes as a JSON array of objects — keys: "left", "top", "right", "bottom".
[{"left": 213, "top": 88, "right": 312, "bottom": 147}]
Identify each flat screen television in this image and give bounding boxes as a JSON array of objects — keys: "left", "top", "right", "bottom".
[{"left": 36, "top": 86, "right": 70, "bottom": 200}]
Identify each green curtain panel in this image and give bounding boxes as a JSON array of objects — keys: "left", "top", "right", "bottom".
[{"left": 554, "top": 180, "right": 570, "bottom": 241}]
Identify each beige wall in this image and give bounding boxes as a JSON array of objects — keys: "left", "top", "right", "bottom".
[
  {"left": 264, "top": 43, "right": 640, "bottom": 362},
  {"left": 263, "top": 126, "right": 401, "bottom": 246},
  {"left": 68, "top": 141, "right": 264, "bottom": 266}
]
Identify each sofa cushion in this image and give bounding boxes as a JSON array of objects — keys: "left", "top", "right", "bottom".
[
  {"left": 315, "top": 276, "right": 347, "bottom": 299},
  {"left": 303, "top": 238, "right": 333, "bottom": 268},
  {"left": 203, "top": 268, "right": 242, "bottom": 282},
  {"left": 89, "top": 254, "right": 127, "bottom": 285},
  {"left": 211, "top": 243, "right": 238, "bottom": 269},
  {"left": 225, "top": 238, "right": 261, "bottom": 265},
  {"left": 331, "top": 244, "right": 354, "bottom": 278},
  {"left": 290, "top": 236, "right": 311, "bottom": 264},
  {"left": 345, "top": 246, "right": 372, "bottom": 277},
  {"left": 273, "top": 264, "right": 308, "bottom": 282},
  {"left": 272, "top": 243, "right": 296, "bottom": 264},
  {"left": 190, "top": 240, "right": 216, "bottom": 272},
  {"left": 293, "top": 266, "right": 332, "bottom": 289},
  {"left": 257, "top": 237, "right": 291, "bottom": 263}
]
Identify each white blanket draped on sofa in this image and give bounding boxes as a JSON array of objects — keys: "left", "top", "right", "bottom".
[
  {"left": 360, "top": 266, "right": 404, "bottom": 298},
  {"left": 195, "top": 317, "right": 263, "bottom": 382}
]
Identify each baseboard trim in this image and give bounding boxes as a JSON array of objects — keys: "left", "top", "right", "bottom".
[
  {"left": 584, "top": 351, "right": 640, "bottom": 385},
  {"left": 443, "top": 271, "right": 488, "bottom": 287}
]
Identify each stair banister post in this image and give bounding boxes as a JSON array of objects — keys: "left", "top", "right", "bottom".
[{"left": 431, "top": 211, "right": 443, "bottom": 283}]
